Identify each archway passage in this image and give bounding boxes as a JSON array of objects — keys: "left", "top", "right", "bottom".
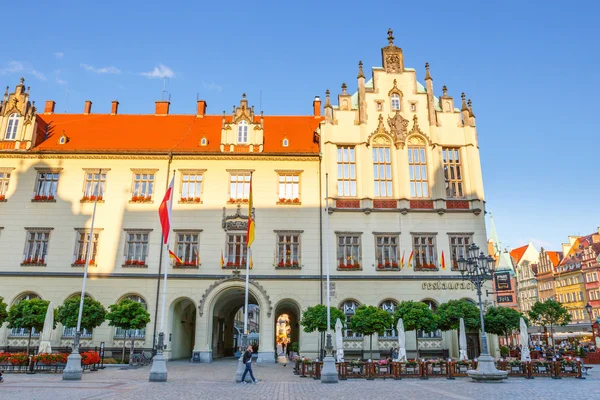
[
  {"left": 212, "top": 287, "right": 259, "bottom": 359},
  {"left": 274, "top": 299, "right": 300, "bottom": 361},
  {"left": 171, "top": 298, "right": 196, "bottom": 360}
]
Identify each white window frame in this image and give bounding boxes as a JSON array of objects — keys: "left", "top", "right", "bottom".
[
  {"left": 391, "top": 94, "right": 401, "bottom": 111},
  {"left": 34, "top": 171, "right": 59, "bottom": 199},
  {"left": 4, "top": 113, "right": 19, "bottom": 140},
  {"left": 340, "top": 300, "right": 362, "bottom": 338},
  {"left": 131, "top": 172, "right": 155, "bottom": 200},
  {"left": 82, "top": 170, "right": 106, "bottom": 200},
  {"left": 408, "top": 145, "right": 429, "bottom": 198},
  {"left": 278, "top": 173, "right": 300, "bottom": 202},
  {"left": 0, "top": 170, "right": 10, "bottom": 199},
  {"left": 276, "top": 232, "right": 301, "bottom": 268},
  {"left": 226, "top": 232, "right": 247, "bottom": 267},
  {"left": 375, "top": 235, "right": 399, "bottom": 268},
  {"left": 337, "top": 233, "right": 361, "bottom": 268},
  {"left": 412, "top": 234, "right": 437, "bottom": 269},
  {"left": 372, "top": 147, "right": 393, "bottom": 197},
  {"left": 22, "top": 228, "right": 52, "bottom": 265},
  {"left": 442, "top": 148, "right": 464, "bottom": 198},
  {"left": 379, "top": 300, "right": 398, "bottom": 337},
  {"left": 229, "top": 173, "right": 251, "bottom": 201},
  {"left": 449, "top": 234, "right": 472, "bottom": 270},
  {"left": 124, "top": 230, "right": 150, "bottom": 266},
  {"left": 73, "top": 229, "right": 100, "bottom": 266},
  {"left": 337, "top": 146, "right": 357, "bottom": 197},
  {"left": 181, "top": 172, "right": 204, "bottom": 202},
  {"left": 175, "top": 231, "right": 200, "bottom": 267},
  {"left": 238, "top": 121, "right": 248, "bottom": 143}
]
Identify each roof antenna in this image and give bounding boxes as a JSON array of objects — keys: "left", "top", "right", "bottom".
[
  {"left": 162, "top": 77, "right": 169, "bottom": 101},
  {"left": 260, "top": 90, "right": 262, "bottom": 113}
]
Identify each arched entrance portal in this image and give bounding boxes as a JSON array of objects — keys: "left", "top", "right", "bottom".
[
  {"left": 274, "top": 299, "right": 301, "bottom": 361},
  {"left": 170, "top": 298, "right": 196, "bottom": 360},
  {"left": 211, "top": 287, "right": 259, "bottom": 360}
]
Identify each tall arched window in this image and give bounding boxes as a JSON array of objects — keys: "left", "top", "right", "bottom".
[
  {"left": 391, "top": 94, "right": 401, "bottom": 111},
  {"left": 5, "top": 113, "right": 19, "bottom": 140},
  {"left": 408, "top": 142, "right": 429, "bottom": 197},
  {"left": 340, "top": 300, "right": 362, "bottom": 338},
  {"left": 115, "top": 294, "right": 148, "bottom": 338},
  {"left": 379, "top": 300, "right": 399, "bottom": 337},
  {"left": 418, "top": 300, "right": 441, "bottom": 338},
  {"left": 9, "top": 292, "right": 41, "bottom": 337},
  {"left": 238, "top": 121, "right": 248, "bottom": 143},
  {"left": 62, "top": 294, "right": 94, "bottom": 338},
  {"left": 372, "top": 146, "right": 392, "bottom": 197}
]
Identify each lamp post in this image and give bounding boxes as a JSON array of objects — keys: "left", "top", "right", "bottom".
[
  {"left": 585, "top": 302, "right": 596, "bottom": 351},
  {"left": 457, "top": 243, "right": 507, "bottom": 381}
]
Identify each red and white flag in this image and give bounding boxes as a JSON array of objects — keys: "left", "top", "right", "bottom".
[{"left": 158, "top": 177, "right": 175, "bottom": 245}]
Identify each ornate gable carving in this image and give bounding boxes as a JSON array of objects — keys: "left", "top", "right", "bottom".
[
  {"left": 220, "top": 94, "right": 264, "bottom": 152},
  {"left": 406, "top": 115, "right": 430, "bottom": 145},
  {"left": 381, "top": 29, "right": 404, "bottom": 74},
  {"left": 367, "top": 114, "right": 393, "bottom": 146},
  {"left": 388, "top": 79, "right": 403, "bottom": 96},
  {"left": 0, "top": 78, "right": 36, "bottom": 121},
  {"left": 221, "top": 204, "right": 250, "bottom": 231}
]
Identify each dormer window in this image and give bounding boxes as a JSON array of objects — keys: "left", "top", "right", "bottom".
[
  {"left": 391, "top": 94, "right": 401, "bottom": 111},
  {"left": 200, "top": 137, "right": 208, "bottom": 146},
  {"left": 282, "top": 138, "right": 289, "bottom": 147},
  {"left": 58, "top": 135, "right": 67, "bottom": 144},
  {"left": 238, "top": 121, "right": 248, "bottom": 143},
  {"left": 4, "top": 113, "right": 19, "bottom": 140}
]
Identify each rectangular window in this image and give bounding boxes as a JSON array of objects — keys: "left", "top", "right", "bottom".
[
  {"left": 337, "top": 234, "right": 361, "bottom": 269},
  {"left": 226, "top": 233, "right": 247, "bottom": 267},
  {"left": 82, "top": 171, "right": 106, "bottom": 200},
  {"left": 175, "top": 232, "right": 200, "bottom": 267},
  {"left": 337, "top": 146, "right": 357, "bottom": 197},
  {"left": 412, "top": 235, "right": 437, "bottom": 269},
  {"left": 449, "top": 235, "right": 472, "bottom": 270},
  {"left": 442, "top": 148, "right": 464, "bottom": 198},
  {"left": 131, "top": 172, "right": 155, "bottom": 200},
  {"left": 276, "top": 233, "right": 301, "bottom": 267},
  {"left": 181, "top": 173, "right": 203, "bottom": 202},
  {"left": 372, "top": 147, "right": 393, "bottom": 197},
  {"left": 124, "top": 231, "right": 149, "bottom": 266},
  {"left": 22, "top": 229, "right": 51, "bottom": 266},
  {"left": 63, "top": 327, "right": 91, "bottom": 338},
  {"left": 229, "top": 173, "right": 251, "bottom": 201},
  {"left": 0, "top": 170, "right": 10, "bottom": 199},
  {"left": 375, "top": 235, "right": 399, "bottom": 269},
  {"left": 34, "top": 172, "right": 59, "bottom": 199},
  {"left": 73, "top": 230, "right": 99, "bottom": 266},
  {"left": 278, "top": 174, "right": 300, "bottom": 202},
  {"left": 408, "top": 146, "right": 429, "bottom": 197}
]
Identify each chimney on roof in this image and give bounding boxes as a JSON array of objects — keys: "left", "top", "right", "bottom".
[
  {"left": 197, "top": 100, "right": 207, "bottom": 118},
  {"left": 313, "top": 96, "right": 321, "bottom": 117},
  {"left": 84, "top": 100, "right": 92, "bottom": 115},
  {"left": 155, "top": 101, "right": 170, "bottom": 116},
  {"left": 111, "top": 100, "right": 119, "bottom": 115},
  {"left": 44, "top": 100, "right": 55, "bottom": 114}
]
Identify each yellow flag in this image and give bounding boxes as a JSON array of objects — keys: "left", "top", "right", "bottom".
[{"left": 247, "top": 174, "right": 255, "bottom": 246}]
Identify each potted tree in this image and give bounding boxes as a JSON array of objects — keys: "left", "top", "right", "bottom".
[
  {"left": 57, "top": 296, "right": 107, "bottom": 358},
  {"left": 348, "top": 305, "right": 393, "bottom": 362},
  {"left": 393, "top": 301, "right": 438, "bottom": 359},
  {"left": 528, "top": 300, "right": 571, "bottom": 350},
  {"left": 300, "top": 304, "right": 345, "bottom": 360},
  {"left": 484, "top": 306, "right": 525, "bottom": 350},
  {"left": 6, "top": 298, "right": 54, "bottom": 355},
  {"left": 106, "top": 299, "right": 151, "bottom": 365},
  {"left": 436, "top": 300, "right": 480, "bottom": 353}
]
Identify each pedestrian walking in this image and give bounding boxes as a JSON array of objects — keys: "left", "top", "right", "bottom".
[
  {"left": 241, "top": 345, "right": 258, "bottom": 384},
  {"left": 0, "top": 370, "right": 4, "bottom": 383},
  {"left": 282, "top": 342, "right": 286, "bottom": 356}
]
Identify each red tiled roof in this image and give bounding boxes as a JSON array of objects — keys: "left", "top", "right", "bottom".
[
  {"left": 546, "top": 251, "right": 562, "bottom": 267},
  {"left": 510, "top": 245, "right": 528, "bottom": 264},
  {"left": 33, "top": 114, "right": 322, "bottom": 154}
]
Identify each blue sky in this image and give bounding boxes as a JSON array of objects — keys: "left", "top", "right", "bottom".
[{"left": 1, "top": 0, "right": 598, "bottom": 251}]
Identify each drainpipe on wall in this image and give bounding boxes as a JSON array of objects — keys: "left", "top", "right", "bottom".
[{"left": 152, "top": 152, "right": 173, "bottom": 353}]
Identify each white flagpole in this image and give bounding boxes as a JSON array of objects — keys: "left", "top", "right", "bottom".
[
  {"left": 325, "top": 173, "right": 330, "bottom": 334},
  {"left": 244, "top": 245, "right": 251, "bottom": 337}
]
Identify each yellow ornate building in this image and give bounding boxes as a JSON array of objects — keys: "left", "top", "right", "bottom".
[{"left": 0, "top": 31, "right": 496, "bottom": 362}]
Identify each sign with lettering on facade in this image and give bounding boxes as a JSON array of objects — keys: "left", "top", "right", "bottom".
[
  {"left": 421, "top": 282, "right": 475, "bottom": 291},
  {"left": 494, "top": 272, "right": 512, "bottom": 291},
  {"left": 497, "top": 295, "right": 513, "bottom": 303}
]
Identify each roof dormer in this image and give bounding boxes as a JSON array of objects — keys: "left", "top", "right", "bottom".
[
  {"left": 220, "top": 94, "right": 264, "bottom": 153},
  {"left": 0, "top": 78, "right": 38, "bottom": 150}
]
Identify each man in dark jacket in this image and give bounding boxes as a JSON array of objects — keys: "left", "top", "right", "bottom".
[{"left": 241, "top": 345, "right": 258, "bottom": 383}]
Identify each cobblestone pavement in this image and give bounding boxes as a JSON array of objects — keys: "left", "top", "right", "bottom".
[{"left": 1, "top": 359, "right": 599, "bottom": 400}]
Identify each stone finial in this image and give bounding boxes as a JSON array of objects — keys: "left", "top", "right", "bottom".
[
  {"left": 325, "top": 89, "right": 331, "bottom": 107},
  {"left": 341, "top": 83, "right": 347, "bottom": 94},
  {"left": 442, "top": 85, "right": 448, "bottom": 97},
  {"left": 468, "top": 99, "right": 475, "bottom": 118},
  {"left": 242, "top": 93, "right": 246, "bottom": 99},
  {"left": 461, "top": 92, "right": 468, "bottom": 111},
  {"left": 3, "top": 86, "right": 8, "bottom": 100},
  {"left": 425, "top": 62, "right": 432, "bottom": 80},
  {"left": 26, "top": 86, "right": 31, "bottom": 94},
  {"left": 20, "top": 77, "right": 25, "bottom": 84},
  {"left": 387, "top": 28, "right": 394, "bottom": 45},
  {"left": 357, "top": 61, "right": 365, "bottom": 79}
]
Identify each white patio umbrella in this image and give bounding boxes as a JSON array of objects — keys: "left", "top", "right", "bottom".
[
  {"left": 520, "top": 317, "right": 531, "bottom": 362},
  {"left": 397, "top": 318, "right": 407, "bottom": 362},
  {"left": 38, "top": 302, "right": 54, "bottom": 354},
  {"left": 335, "top": 318, "right": 344, "bottom": 362},
  {"left": 459, "top": 318, "right": 468, "bottom": 361}
]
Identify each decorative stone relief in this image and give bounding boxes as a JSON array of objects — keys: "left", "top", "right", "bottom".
[
  {"left": 222, "top": 205, "right": 250, "bottom": 231},
  {"left": 387, "top": 111, "right": 409, "bottom": 148}
]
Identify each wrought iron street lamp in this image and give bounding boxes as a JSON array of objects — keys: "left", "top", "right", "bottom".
[
  {"left": 585, "top": 302, "right": 597, "bottom": 350},
  {"left": 457, "top": 243, "right": 507, "bottom": 381}
]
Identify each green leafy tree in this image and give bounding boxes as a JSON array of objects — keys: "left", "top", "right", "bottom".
[
  {"left": 349, "top": 305, "right": 393, "bottom": 360},
  {"left": 484, "top": 306, "right": 526, "bottom": 345},
  {"left": 57, "top": 296, "right": 107, "bottom": 334},
  {"left": 300, "top": 304, "right": 346, "bottom": 333},
  {"left": 7, "top": 298, "right": 54, "bottom": 354},
  {"left": 0, "top": 296, "right": 8, "bottom": 327},
  {"left": 393, "top": 301, "right": 438, "bottom": 358},
  {"left": 106, "top": 299, "right": 151, "bottom": 364},
  {"left": 528, "top": 299, "right": 571, "bottom": 349},
  {"left": 436, "top": 300, "right": 481, "bottom": 332}
]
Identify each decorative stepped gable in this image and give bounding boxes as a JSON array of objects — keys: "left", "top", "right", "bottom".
[
  {"left": 0, "top": 78, "right": 38, "bottom": 150},
  {"left": 220, "top": 94, "right": 264, "bottom": 153},
  {"left": 488, "top": 213, "right": 516, "bottom": 276}
]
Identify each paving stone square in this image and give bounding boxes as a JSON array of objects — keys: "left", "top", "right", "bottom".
[{"left": 0, "top": 360, "right": 599, "bottom": 400}]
